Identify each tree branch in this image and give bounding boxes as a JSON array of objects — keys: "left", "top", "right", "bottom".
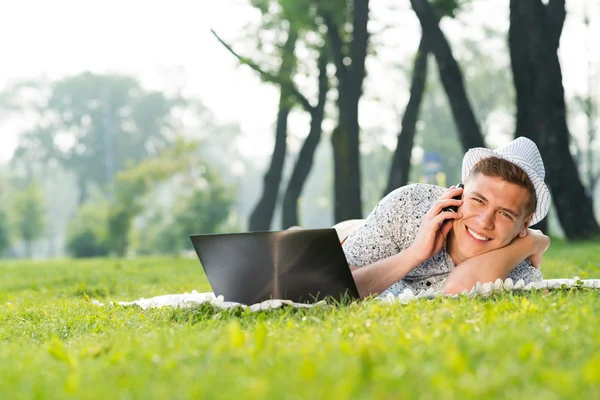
[
  {"left": 316, "top": 47, "right": 330, "bottom": 113},
  {"left": 210, "top": 29, "right": 314, "bottom": 113},
  {"left": 321, "top": 13, "right": 348, "bottom": 85},
  {"left": 410, "top": 0, "right": 484, "bottom": 149},
  {"left": 385, "top": 34, "right": 429, "bottom": 196}
]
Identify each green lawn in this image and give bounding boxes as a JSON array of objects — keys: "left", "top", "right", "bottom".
[{"left": 1, "top": 240, "right": 600, "bottom": 399}]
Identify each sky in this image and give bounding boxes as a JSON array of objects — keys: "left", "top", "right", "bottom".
[{"left": 0, "top": 0, "right": 598, "bottom": 164}]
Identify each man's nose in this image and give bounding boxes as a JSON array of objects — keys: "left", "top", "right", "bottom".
[{"left": 476, "top": 209, "right": 495, "bottom": 230}]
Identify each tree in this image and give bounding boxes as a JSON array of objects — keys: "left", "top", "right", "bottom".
[
  {"left": 388, "top": 21, "right": 515, "bottom": 195},
  {"left": 509, "top": 0, "right": 599, "bottom": 239},
  {"left": 65, "top": 200, "right": 110, "bottom": 258},
  {"left": 101, "top": 138, "right": 235, "bottom": 257},
  {"left": 105, "top": 139, "right": 197, "bottom": 256},
  {"left": 410, "top": 0, "right": 485, "bottom": 152},
  {"left": 213, "top": 0, "right": 332, "bottom": 230},
  {"left": 320, "top": 0, "right": 371, "bottom": 222},
  {"left": 281, "top": 46, "right": 329, "bottom": 228},
  {"left": 141, "top": 168, "right": 236, "bottom": 255},
  {"left": 8, "top": 182, "right": 46, "bottom": 258},
  {"left": 212, "top": 1, "right": 301, "bottom": 231},
  {"left": 9, "top": 73, "right": 185, "bottom": 205},
  {"left": 247, "top": 26, "right": 298, "bottom": 231},
  {"left": 385, "top": 32, "right": 430, "bottom": 195},
  {"left": 386, "top": 0, "right": 487, "bottom": 196}
]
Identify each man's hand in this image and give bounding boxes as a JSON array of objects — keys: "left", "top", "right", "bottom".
[
  {"left": 408, "top": 186, "right": 463, "bottom": 264},
  {"left": 523, "top": 229, "right": 551, "bottom": 268},
  {"left": 443, "top": 228, "right": 550, "bottom": 295}
]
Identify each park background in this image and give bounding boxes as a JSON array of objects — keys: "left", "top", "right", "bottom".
[
  {"left": 2, "top": 2, "right": 600, "bottom": 399},
  {"left": 0, "top": 0, "right": 598, "bottom": 259}
]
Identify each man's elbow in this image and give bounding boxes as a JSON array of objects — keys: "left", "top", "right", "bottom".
[
  {"left": 442, "top": 274, "right": 483, "bottom": 295},
  {"left": 443, "top": 279, "right": 471, "bottom": 295},
  {"left": 443, "top": 276, "right": 500, "bottom": 295}
]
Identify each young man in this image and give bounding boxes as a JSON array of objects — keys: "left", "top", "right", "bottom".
[{"left": 342, "top": 137, "right": 552, "bottom": 298}]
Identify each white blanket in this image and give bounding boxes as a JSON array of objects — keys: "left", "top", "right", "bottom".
[{"left": 92, "top": 277, "right": 600, "bottom": 312}]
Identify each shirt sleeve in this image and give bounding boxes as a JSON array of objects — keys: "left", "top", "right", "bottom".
[
  {"left": 341, "top": 186, "right": 411, "bottom": 267},
  {"left": 507, "top": 259, "right": 543, "bottom": 284}
]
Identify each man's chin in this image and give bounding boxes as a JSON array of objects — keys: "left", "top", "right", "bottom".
[{"left": 456, "top": 241, "right": 497, "bottom": 260}]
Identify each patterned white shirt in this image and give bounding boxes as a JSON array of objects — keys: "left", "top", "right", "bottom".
[{"left": 342, "top": 183, "right": 542, "bottom": 296}]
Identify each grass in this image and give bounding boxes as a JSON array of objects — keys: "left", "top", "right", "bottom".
[{"left": 1, "top": 240, "right": 600, "bottom": 399}]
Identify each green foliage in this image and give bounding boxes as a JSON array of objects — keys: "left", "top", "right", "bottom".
[
  {"left": 102, "top": 138, "right": 236, "bottom": 257},
  {"left": 9, "top": 72, "right": 186, "bottom": 200},
  {"left": 242, "top": 0, "right": 330, "bottom": 107},
  {"left": 136, "top": 166, "right": 237, "bottom": 255},
  {"left": 65, "top": 202, "right": 110, "bottom": 258},
  {"left": 60, "top": 137, "right": 236, "bottom": 258},
  {"left": 104, "top": 139, "right": 198, "bottom": 256},
  {"left": 7, "top": 181, "right": 46, "bottom": 258},
  {"left": 0, "top": 241, "right": 599, "bottom": 398},
  {"left": 106, "top": 206, "right": 133, "bottom": 258},
  {"left": 431, "top": 0, "right": 470, "bottom": 18},
  {"left": 172, "top": 178, "right": 235, "bottom": 237},
  {"left": 251, "top": 0, "right": 322, "bottom": 36}
]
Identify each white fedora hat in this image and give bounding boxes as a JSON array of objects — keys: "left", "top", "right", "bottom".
[{"left": 461, "top": 136, "right": 551, "bottom": 225}]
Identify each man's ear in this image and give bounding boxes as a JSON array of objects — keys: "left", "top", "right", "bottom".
[{"left": 518, "top": 214, "right": 534, "bottom": 237}]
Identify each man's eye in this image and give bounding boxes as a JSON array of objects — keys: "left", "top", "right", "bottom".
[
  {"left": 471, "top": 198, "right": 483, "bottom": 204},
  {"left": 501, "top": 212, "right": 513, "bottom": 220}
]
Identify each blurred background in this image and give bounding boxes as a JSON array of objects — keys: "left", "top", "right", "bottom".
[{"left": 0, "top": 0, "right": 598, "bottom": 260}]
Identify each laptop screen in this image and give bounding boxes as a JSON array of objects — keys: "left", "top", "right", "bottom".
[{"left": 190, "top": 228, "right": 359, "bottom": 304}]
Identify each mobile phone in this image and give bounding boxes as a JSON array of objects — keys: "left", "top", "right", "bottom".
[{"left": 442, "top": 183, "right": 464, "bottom": 213}]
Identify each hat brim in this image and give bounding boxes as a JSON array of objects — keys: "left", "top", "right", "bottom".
[{"left": 461, "top": 148, "right": 551, "bottom": 225}]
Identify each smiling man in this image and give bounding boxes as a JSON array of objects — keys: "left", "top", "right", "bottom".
[{"left": 342, "top": 137, "right": 552, "bottom": 298}]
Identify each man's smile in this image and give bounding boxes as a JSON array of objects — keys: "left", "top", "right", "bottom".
[{"left": 465, "top": 226, "right": 491, "bottom": 242}]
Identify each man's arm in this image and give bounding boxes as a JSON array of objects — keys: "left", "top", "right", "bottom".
[
  {"left": 350, "top": 186, "right": 465, "bottom": 298},
  {"left": 351, "top": 248, "right": 421, "bottom": 299},
  {"left": 442, "top": 230, "right": 550, "bottom": 294}
]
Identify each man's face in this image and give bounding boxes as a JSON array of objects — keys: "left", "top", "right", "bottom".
[{"left": 448, "top": 173, "right": 533, "bottom": 264}]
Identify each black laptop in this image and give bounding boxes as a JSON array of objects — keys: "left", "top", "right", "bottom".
[{"left": 189, "top": 228, "right": 360, "bottom": 305}]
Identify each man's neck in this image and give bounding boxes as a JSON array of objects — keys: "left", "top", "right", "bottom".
[{"left": 446, "top": 229, "right": 465, "bottom": 265}]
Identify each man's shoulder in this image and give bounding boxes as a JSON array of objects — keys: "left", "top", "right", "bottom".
[
  {"left": 370, "top": 183, "right": 447, "bottom": 243},
  {"left": 392, "top": 182, "right": 446, "bottom": 194},
  {"left": 342, "top": 183, "right": 448, "bottom": 268},
  {"left": 378, "top": 183, "right": 446, "bottom": 212}
]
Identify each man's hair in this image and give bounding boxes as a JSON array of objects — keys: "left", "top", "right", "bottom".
[{"left": 466, "top": 156, "right": 537, "bottom": 217}]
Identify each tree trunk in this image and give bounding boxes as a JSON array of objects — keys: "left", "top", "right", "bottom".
[
  {"left": 585, "top": 102, "right": 598, "bottom": 203},
  {"left": 331, "top": 104, "right": 362, "bottom": 223},
  {"left": 323, "top": 0, "right": 370, "bottom": 223},
  {"left": 509, "top": 0, "right": 599, "bottom": 239},
  {"left": 248, "top": 29, "right": 297, "bottom": 231},
  {"left": 248, "top": 98, "right": 291, "bottom": 231},
  {"left": 508, "top": 1, "right": 545, "bottom": 231},
  {"left": 410, "top": 0, "right": 485, "bottom": 151},
  {"left": 330, "top": 122, "right": 356, "bottom": 223},
  {"left": 384, "top": 35, "right": 429, "bottom": 196},
  {"left": 281, "top": 50, "right": 329, "bottom": 229}
]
